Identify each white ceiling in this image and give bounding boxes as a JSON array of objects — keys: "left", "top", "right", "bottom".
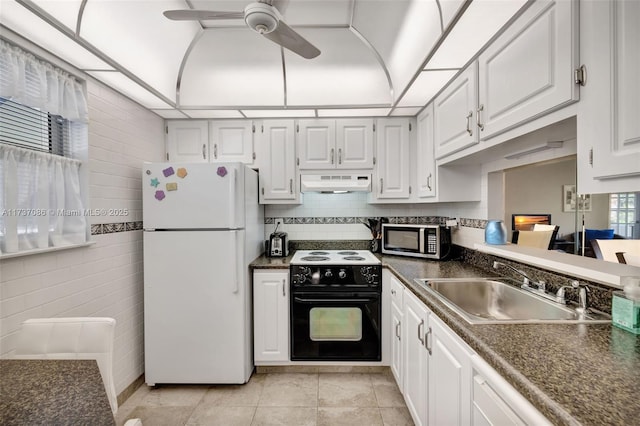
[{"left": 0, "top": 0, "right": 529, "bottom": 119}]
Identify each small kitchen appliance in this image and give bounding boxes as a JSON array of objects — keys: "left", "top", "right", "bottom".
[
  {"left": 289, "top": 250, "right": 382, "bottom": 361},
  {"left": 381, "top": 223, "right": 450, "bottom": 259},
  {"left": 268, "top": 224, "right": 288, "bottom": 257}
]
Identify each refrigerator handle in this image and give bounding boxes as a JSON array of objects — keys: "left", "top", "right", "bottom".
[
  {"left": 231, "top": 230, "right": 240, "bottom": 294},
  {"left": 229, "top": 167, "right": 237, "bottom": 228}
]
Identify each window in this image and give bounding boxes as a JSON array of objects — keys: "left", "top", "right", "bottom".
[{"left": 609, "top": 193, "right": 639, "bottom": 238}]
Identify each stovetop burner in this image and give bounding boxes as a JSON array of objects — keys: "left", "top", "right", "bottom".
[
  {"left": 342, "top": 256, "right": 365, "bottom": 261},
  {"left": 337, "top": 251, "right": 357, "bottom": 255},
  {"left": 300, "top": 256, "right": 330, "bottom": 262},
  {"left": 309, "top": 251, "right": 330, "bottom": 255}
]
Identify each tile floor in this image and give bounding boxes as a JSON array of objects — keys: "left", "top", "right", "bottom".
[{"left": 115, "top": 371, "right": 414, "bottom": 425}]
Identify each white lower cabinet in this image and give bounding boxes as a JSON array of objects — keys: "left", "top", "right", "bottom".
[
  {"left": 389, "top": 271, "right": 550, "bottom": 426},
  {"left": 471, "top": 355, "right": 552, "bottom": 426},
  {"left": 253, "top": 270, "right": 289, "bottom": 363},
  {"left": 402, "top": 289, "right": 429, "bottom": 426}
]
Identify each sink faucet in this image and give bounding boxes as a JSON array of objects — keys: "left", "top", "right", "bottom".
[
  {"left": 555, "top": 280, "right": 579, "bottom": 304},
  {"left": 576, "top": 285, "right": 590, "bottom": 314},
  {"left": 492, "top": 261, "right": 546, "bottom": 291}
]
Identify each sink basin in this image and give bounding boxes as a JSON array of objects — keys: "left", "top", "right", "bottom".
[{"left": 414, "top": 278, "right": 611, "bottom": 324}]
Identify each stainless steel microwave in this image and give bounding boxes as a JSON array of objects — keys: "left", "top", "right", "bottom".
[{"left": 381, "top": 224, "right": 448, "bottom": 259}]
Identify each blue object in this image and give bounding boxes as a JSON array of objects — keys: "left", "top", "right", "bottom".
[
  {"left": 485, "top": 220, "right": 507, "bottom": 245},
  {"left": 585, "top": 229, "right": 614, "bottom": 241}
]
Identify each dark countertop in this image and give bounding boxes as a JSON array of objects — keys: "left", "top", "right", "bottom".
[
  {"left": 251, "top": 253, "right": 640, "bottom": 426},
  {"left": 0, "top": 359, "right": 115, "bottom": 426}
]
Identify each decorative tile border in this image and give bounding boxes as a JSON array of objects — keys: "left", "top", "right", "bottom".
[
  {"left": 91, "top": 221, "right": 143, "bottom": 235},
  {"left": 265, "top": 216, "right": 450, "bottom": 225}
]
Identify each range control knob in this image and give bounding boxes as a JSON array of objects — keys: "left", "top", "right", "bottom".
[
  {"left": 324, "top": 269, "right": 333, "bottom": 278},
  {"left": 338, "top": 269, "right": 347, "bottom": 279}
]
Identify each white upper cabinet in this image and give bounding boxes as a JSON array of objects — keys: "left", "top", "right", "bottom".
[
  {"left": 297, "top": 119, "right": 374, "bottom": 170},
  {"left": 415, "top": 104, "right": 436, "bottom": 199},
  {"left": 258, "top": 120, "right": 301, "bottom": 204},
  {"left": 477, "top": 0, "right": 579, "bottom": 140},
  {"left": 297, "top": 119, "right": 336, "bottom": 169},
  {"left": 336, "top": 119, "right": 375, "bottom": 169},
  {"left": 577, "top": 0, "right": 640, "bottom": 194},
  {"left": 434, "top": 64, "right": 479, "bottom": 159},
  {"left": 166, "top": 120, "right": 209, "bottom": 163},
  {"left": 372, "top": 118, "right": 412, "bottom": 200},
  {"left": 209, "top": 121, "right": 254, "bottom": 164}
]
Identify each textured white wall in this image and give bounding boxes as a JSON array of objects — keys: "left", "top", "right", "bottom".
[{"left": 0, "top": 78, "right": 165, "bottom": 396}]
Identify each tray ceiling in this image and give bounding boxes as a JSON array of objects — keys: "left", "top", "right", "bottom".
[{"left": 0, "top": 0, "right": 528, "bottom": 119}]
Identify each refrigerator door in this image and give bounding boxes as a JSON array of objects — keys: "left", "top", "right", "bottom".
[
  {"left": 144, "top": 230, "right": 251, "bottom": 384},
  {"left": 142, "top": 162, "right": 244, "bottom": 229}
]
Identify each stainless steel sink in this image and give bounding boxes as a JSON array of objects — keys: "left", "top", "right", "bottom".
[{"left": 414, "top": 278, "right": 611, "bottom": 324}]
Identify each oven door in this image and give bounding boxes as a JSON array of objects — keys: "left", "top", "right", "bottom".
[{"left": 290, "top": 291, "right": 381, "bottom": 361}]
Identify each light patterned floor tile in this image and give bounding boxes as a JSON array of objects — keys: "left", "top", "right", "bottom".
[
  {"left": 251, "top": 407, "right": 318, "bottom": 426},
  {"left": 318, "top": 373, "right": 377, "bottom": 407},
  {"left": 317, "top": 407, "right": 384, "bottom": 426}
]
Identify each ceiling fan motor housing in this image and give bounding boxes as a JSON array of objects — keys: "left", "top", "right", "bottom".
[{"left": 244, "top": 2, "right": 279, "bottom": 34}]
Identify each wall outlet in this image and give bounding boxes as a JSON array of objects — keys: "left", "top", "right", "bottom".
[
  {"left": 446, "top": 219, "right": 459, "bottom": 228},
  {"left": 274, "top": 218, "right": 284, "bottom": 228}
]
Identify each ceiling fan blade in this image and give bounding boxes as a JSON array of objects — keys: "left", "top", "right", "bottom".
[
  {"left": 163, "top": 10, "right": 244, "bottom": 21},
  {"left": 263, "top": 20, "right": 321, "bottom": 59}
]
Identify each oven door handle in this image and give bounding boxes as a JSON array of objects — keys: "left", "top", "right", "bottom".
[{"left": 293, "top": 297, "right": 378, "bottom": 304}]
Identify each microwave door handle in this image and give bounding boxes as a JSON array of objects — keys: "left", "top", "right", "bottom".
[{"left": 419, "top": 229, "right": 425, "bottom": 253}]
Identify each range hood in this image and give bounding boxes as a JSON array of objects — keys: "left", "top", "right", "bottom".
[{"left": 300, "top": 174, "right": 372, "bottom": 193}]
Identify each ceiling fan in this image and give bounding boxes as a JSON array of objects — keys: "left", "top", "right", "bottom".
[{"left": 163, "top": 1, "right": 321, "bottom": 59}]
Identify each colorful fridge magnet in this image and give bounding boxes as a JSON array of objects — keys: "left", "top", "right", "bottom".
[
  {"left": 162, "top": 167, "right": 175, "bottom": 177},
  {"left": 217, "top": 166, "right": 227, "bottom": 177},
  {"left": 166, "top": 182, "right": 178, "bottom": 191},
  {"left": 177, "top": 167, "right": 188, "bottom": 178},
  {"left": 155, "top": 190, "right": 166, "bottom": 201},
  {"left": 150, "top": 177, "right": 160, "bottom": 187}
]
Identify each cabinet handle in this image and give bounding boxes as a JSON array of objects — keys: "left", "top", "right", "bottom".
[
  {"left": 477, "top": 104, "right": 484, "bottom": 131},
  {"left": 391, "top": 289, "right": 396, "bottom": 295},
  {"left": 331, "top": 148, "right": 335, "bottom": 164},
  {"left": 282, "top": 279, "right": 286, "bottom": 297},
  {"left": 202, "top": 144, "right": 206, "bottom": 160},
  {"left": 425, "top": 326, "right": 432, "bottom": 355},
  {"left": 465, "top": 111, "right": 473, "bottom": 136},
  {"left": 427, "top": 173, "right": 432, "bottom": 191},
  {"left": 338, "top": 148, "right": 342, "bottom": 165},
  {"left": 380, "top": 178, "right": 383, "bottom": 194},
  {"left": 396, "top": 322, "right": 401, "bottom": 340},
  {"left": 289, "top": 179, "right": 293, "bottom": 194},
  {"left": 418, "top": 319, "right": 425, "bottom": 345},
  {"left": 213, "top": 143, "right": 218, "bottom": 159}
]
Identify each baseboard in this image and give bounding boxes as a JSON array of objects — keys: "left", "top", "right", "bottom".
[{"left": 117, "top": 374, "right": 144, "bottom": 406}]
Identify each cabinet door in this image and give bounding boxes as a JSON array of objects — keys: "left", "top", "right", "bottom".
[
  {"left": 577, "top": 0, "right": 640, "bottom": 193},
  {"left": 374, "top": 118, "right": 411, "bottom": 199},
  {"left": 253, "top": 271, "right": 289, "bottom": 362},
  {"left": 389, "top": 275, "right": 405, "bottom": 389},
  {"left": 403, "top": 290, "right": 429, "bottom": 426},
  {"left": 434, "top": 64, "right": 478, "bottom": 159},
  {"left": 166, "top": 121, "right": 209, "bottom": 163},
  {"left": 416, "top": 104, "right": 436, "bottom": 198},
  {"left": 210, "top": 121, "right": 254, "bottom": 164},
  {"left": 478, "top": 0, "right": 578, "bottom": 140},
  {"left": 259, "top": 120, "right": 300, "bottom": 202},
  {"left": 297, "top": 119, "right": 336, "bottom": 169},
  {"left": 428, "top": 314, "right": 472, "bottom": 426},
  {"left": 336, "top": 119, "right": 374, "bottom": 169}
]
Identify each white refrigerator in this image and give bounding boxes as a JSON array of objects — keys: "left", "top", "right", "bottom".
[{"left": 142, "top": 162, "right": 263, "bottom": 385}]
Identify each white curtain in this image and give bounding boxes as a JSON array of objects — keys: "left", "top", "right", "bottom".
[
  {"left": 0, "top": 144, "right": 87, "bottom": 253},
  {"left": 0, "top": 39, "right": 88, "bottom": 122}
]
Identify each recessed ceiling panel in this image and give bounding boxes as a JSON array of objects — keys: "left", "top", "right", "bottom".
[
  {"left": 438, "top": 0, "right": 466, "bottom": 30},
  {"left": 286, "top": 28, "right": 390, "bottom": 106},
  {"left": 152, "top": 109, "right": 190, "bottom": 119},
  {"left": 180, "top": 28, "right": 284, "bottom": 107},
  {"left": 0, "top": 1, "right": 112, "bottom": 70},
  {"left": 184, "top": 109, "right": 244, "bottom": 118},
  {"left": 397, "top": 69, "right": 458, "bottom": 107},
  {"left": 88, "top": 71, "right": 172, "bottom": 109},
  {"left": 426, "top": 0, "right": 528, "bottom": 69},
  {"left": 317, "top": 108, "right": 391, "bottom": 118},
  {"left": 277, "top": 0, "right": 352, "bottom": 26},
  {"left": 81, "top": 0, "right": 199, "bottom": 102},
  {"left": 390, "top": 107, "right": 422, "bottom": 116},
  {"left": 242, "top": 109, "right": 316, "bottom": 118},
  {"left": 26, "top": 0, "right": 83, "bottom": 32}
]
